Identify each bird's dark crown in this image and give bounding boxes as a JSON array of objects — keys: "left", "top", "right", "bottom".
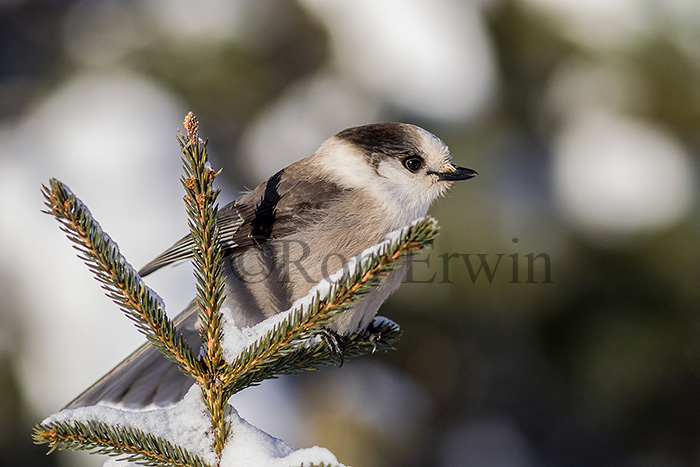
[{"left": 335, "top": 123, "right": 422, "bottom": 159}]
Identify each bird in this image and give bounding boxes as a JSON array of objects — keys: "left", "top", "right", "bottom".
[{"left": 65, "top": 122, "right": 477, "bottom": 409}]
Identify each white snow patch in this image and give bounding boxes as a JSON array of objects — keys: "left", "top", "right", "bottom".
[
  {"left": 220, "top": 407, "right": 340, "bottom": 467},
  {"left": 46, "top": 387, "right": 217, "bottom": 466},
  {"left": 46, "top": 386, "right": 343, "bottom": 467}
]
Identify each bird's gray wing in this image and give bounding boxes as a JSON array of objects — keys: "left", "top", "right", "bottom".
[
  {"left": 138, "top": 206, "right": 245, "bottom": 276},
  {"left": 138, "top": 167, "right": 348, "bottom": 277},
  {"left": 65, "top": 301, "right": 200, "bottom": 409}
]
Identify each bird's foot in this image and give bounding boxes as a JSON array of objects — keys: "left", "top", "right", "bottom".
[
  {"left": 321, "top": 328, "right": 346, "bottom": 367},
  {"left": 366, "top": 321, "right": 382, "bottom": 353}
]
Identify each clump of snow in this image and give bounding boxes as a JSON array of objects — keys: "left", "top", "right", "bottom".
[
  {"left": 368, "top": 315, "right": 397, "bottom": 330},
  {"left": 220, "top": 406, "right": 341, "bottom": 467},
  {"left": 46, "top": 386, "right": 343, "bottom": 467},
  {"left": 220, "top": 305, "right": 296, "bottom": 362},
  {"left": 46, "top": 386, "right": 217, "bottom": 466}
]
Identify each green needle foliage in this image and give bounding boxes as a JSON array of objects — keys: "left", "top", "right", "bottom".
[
  {"left": 179, "top": 114, "right": 226, "bottom": 369},
  {"left": 33, "top": 420, "right": 212, "bottom": 467},
  {"left": 33, "top": 113, "right": 439, "bottom": 467},
  {"left": 40, "top": 179, "right": 201, "bottom": 381},
  {"left": 179, "top": 113, "right": 229, "bottom": 456}
]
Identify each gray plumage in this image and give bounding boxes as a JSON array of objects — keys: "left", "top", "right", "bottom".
[{"left": 66, "top": 123, "right": 477, "bottom": 409}]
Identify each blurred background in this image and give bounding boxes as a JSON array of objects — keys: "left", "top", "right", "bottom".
[{"left": 1, "top": 0, "right": 699, "bottom": 465}]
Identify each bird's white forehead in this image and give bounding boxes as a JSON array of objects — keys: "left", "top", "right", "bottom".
[
  {"left": 420, "top": 127, "right": 444, "bottom": 146},
  {"left": 415, "top": 126, "right": 451, "bottom": 162}
]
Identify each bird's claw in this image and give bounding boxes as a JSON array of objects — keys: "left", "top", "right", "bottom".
[
  {"left": 367, "top": 322, "right": 382, "bottom": 353},
  {"left": 321, "top": 328, "right": 346, "bottom": 367}
]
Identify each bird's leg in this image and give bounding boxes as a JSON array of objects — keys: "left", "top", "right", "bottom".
[
  {"left": 366, "top": 321, "right": 382, "bottom": 353},
  {"left": 321, "top": 328, "right": 346, "bottom": 367}
]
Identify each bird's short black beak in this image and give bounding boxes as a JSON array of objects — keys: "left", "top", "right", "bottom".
[{"left": 431, "top": 165, "right": 479, "bottom": 181}]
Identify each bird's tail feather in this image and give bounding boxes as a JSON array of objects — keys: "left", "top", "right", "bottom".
[{"left": 64, "top": 301, "right": 200, "bottom": 409}]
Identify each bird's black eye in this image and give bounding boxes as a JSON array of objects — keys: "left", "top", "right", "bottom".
[{"left": 403, "top": 156, "right": 423, "bottom": 172}]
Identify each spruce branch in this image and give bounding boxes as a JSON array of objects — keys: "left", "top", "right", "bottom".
[
  {"left": 33, "top": 420, "right": 212, "bottom": 467},
  {"left": 226, "top": 318, "right": 402, "bottom": 393},
  {"left": 178, "top": 112, "right": 229, "bottom": 456},
  {"left": 35, "top": 112, "right": 436, "bottom": 467},
  {"left": 221, "top": 217, "right": 438, "bottom": 396},
  {"left": 41, "top": 179, "right": 201, "bottom": 380},
  {"left": 179, "top": 113, "right": 225, "bottom": 367}
]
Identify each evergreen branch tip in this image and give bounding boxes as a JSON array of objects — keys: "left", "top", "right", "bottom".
[{"left": 184, "top": 112, "right": 199, "bottom": 145}]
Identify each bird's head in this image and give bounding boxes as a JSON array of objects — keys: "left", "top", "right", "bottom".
[{"left": 316, "top": 123, "right": 477, "bottom": 219}]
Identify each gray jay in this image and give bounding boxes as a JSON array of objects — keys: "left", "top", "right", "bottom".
[{"left": 66, "top": 122, "right": 477, "bottom": 409}]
